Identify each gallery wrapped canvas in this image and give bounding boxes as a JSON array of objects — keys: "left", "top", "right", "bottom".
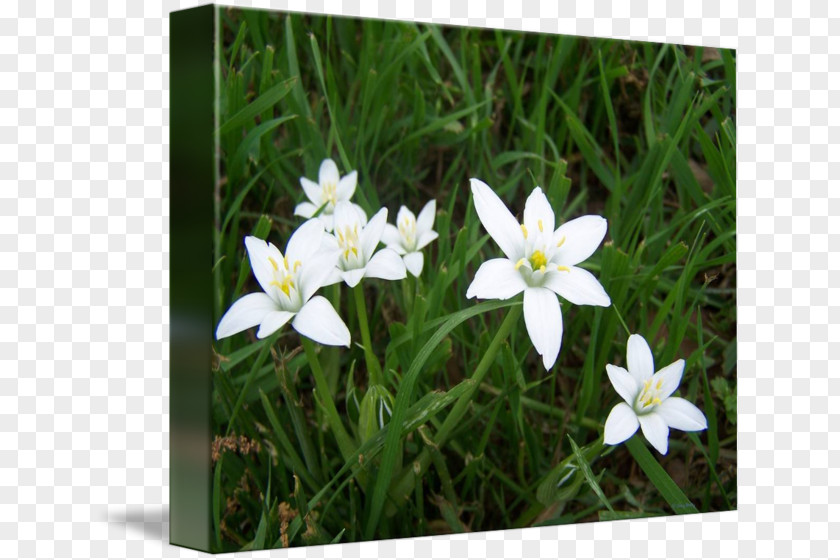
[{"left": 170, "top": 4, "right": 736, "bottom": 553}]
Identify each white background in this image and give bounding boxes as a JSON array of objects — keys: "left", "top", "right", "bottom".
[{"left": 1, "top": 0, "right": 837, "bottom": 558}]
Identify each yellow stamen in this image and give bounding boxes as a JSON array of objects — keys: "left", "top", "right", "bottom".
[
  {"left": 268, "top": 257, "right": 279, "bottom": 271},
  {"left": 283, "top": 256, "right": 289, "bottom": 270},
  {"left": 520, "top": 224, "right": 528, "bottom": 239},
  {"left": 656, "top": 379, "right": 663, "bottom": 390},
  {"left": 539, "top": 265, "right": 546, "bottom": 273},
  {"left": 556, "top": 265, "right": 570, "bottom": 272},
  {"left": 514, "top": 258, "right": 526, "bottom": 270},
  {"left": 293, "top": 260, "right": 302, "bottom": 272},
  {"left": 556, "top": 235, "right": 566, "bottom": 248},
  {"left": 351, "top": 247, "right": 358, "bottom": 257},
  {"left": 538, "top": 219, "right": 543, "bottom": 232}
]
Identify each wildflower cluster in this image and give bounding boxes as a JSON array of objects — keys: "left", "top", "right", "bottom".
[{"left": 216, "top": 158, "right": 708, "bottom": 459}]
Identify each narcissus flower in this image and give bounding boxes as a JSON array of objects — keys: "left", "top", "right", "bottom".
[
  {"left": 381, "top": 199, "right": 438, "bottom": 277},
  {"left": 465, "top": 178, "right": 611, "bottom": 370},
  {"left": 322, "top": 201, "right": 406, "bottom": 288},
  {"left": 603, "top": 333, "right": 708, "bottom": 455},
  {"left": 294, "top": 158, "right": 365, "bottom": 231},
  {"left": 215, "top": 219, "right": 350, "bottom": 346}
]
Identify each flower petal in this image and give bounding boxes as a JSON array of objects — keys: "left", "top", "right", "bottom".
[
  {"left": 523, "top": 287, "right": 563, "bottom": 370},
  {"left": 470, "top": 178, "right": 525, "bottom": 261},
  {"left": 465, "top": 258, "right": 527, "bottom": 300},
  {"left": 626, "top": 333, "right": 655, "bottom": 383},
  {"left": 606, "top": 364, "right": 639, "bottom": 406},
  {"left": 216, "top": 292, "right": 278, "bottom": 339},
  {"left": 341, "top": 268, "right": 366, "bottom": 288},
  {"left": 336, "top": 170, "right": 357, "bottom": 201},
  {"left": 638, "top": 412, "right": 670, "bottom": 454},
  {"left": 333, "top": 200, "right": 362, "bottom": 232},
  {"left": 244, "top": 236, "right": 278, "bottom": 296},
  {"left": 415, "top": 230, "right": 438, "bottom": 251},
  {"left": 318, "top": 158, "right": 340, "bottom": 187},
  {"left": 361, "top": 207, "right": 388, "bottom": 261},
  {"left": 553, "top": 215, "right": 608, "bottom": 266},
  {"left": 523, "top": 187, "right": 555, "bottom": 238},
  {"left": 542, "top": 266, "right": 611, "bottom": 307},
  {"left": 603, "top": 402, "right": 640, "bottom": 446},
  {"left": 316, "top": 213, "right": 335, "bottom": 232},
  {"left": 416, "top": 199, "right": 436, "bottom": 233},
  {"left": 650, "top": 359, "right": 685, "bottom": 400},
  {"left": 292, "top": 295, "right": 350, "bottom": 347},
  {"left": 299, "top": 177, "right": 322, "bottom": 205},
  {"left": 285, "top": 219, "right": 324, "bottom": 266},
  {"left": 320, "top": 266, "right": 343, "bottom": 287},
  {"left": 352, "top": 203, "right": 368, "bottom": 224},
  {"left": 364, "top": 248, "right": 406, "bottom": 281},
  {"left": 256, "top": 310, "right": 295, "bottom": 339},
  {"left": 381, "top": 223, "right": 404, "bottom": 252},
  {"left": 403, "top": 251, "right": 423, "bottom": 277},
  {"left": 656, "top": 397, "right": 707, "bottom": 432},
  {"left": 396, "top": 205, "right": 416, "bottom": 230},
  {"left": 298, "top": 249, "right": 341, "bottom": 302},
  {"left": 294, "top": 201, "right": 318, "bottom": 219}
]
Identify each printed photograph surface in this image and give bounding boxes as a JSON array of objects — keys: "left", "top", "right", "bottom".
[{"left": 209, "top": 6, "right": 736, "bottom": 551}]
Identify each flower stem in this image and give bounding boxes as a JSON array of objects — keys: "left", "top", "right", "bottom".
[
  {"left": 301, "top": 336, "right": 356, "bottom": 461},
  {"left": 388, "top": 305, "right": 522, "bottom": 502},
  {"left": 434, "top": 305, "right": 521, "bottom": 445},
  {"left": 353, "top": 284, "right": 384, "bottom": 386},
  {"left": 402, "top": 275, "right": 414, "bottom": 317},
  {"left": 612, "top": 304, "right": 631, "bottom": 336}
]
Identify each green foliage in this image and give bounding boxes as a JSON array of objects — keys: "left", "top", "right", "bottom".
[
  {"left": 711, "top": 377, "right": 737, "bottom": 426},
  {"left": 209, "top": 7, "right": 736, "bottom": 551}
]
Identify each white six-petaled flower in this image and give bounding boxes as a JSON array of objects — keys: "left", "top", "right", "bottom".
[
  {"left": 294, "top": 158, "right": 366, "bottom": 232},
  {"left": 381, "top": 199, "right": 438, "bottom": 277},
  {"left": 603, "top": 333, "right": 708, "bottom": 455},
  {"left": 322, "top": 200, "right": 407, "bottom": 288},
  {"left": 215, "top": 219, "right": 351, "bottom": 346},
  {"left": 465, "top": 178, "right": 611, "bottom": 370}
]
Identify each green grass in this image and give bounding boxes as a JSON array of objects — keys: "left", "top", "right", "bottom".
[{"left": 209, "top": 7, "right": 736, "bottom": 551}]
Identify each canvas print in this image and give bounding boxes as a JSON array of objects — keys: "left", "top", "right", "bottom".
[{"left": 171, "top": 4, "right": 736, "bottom": 552}]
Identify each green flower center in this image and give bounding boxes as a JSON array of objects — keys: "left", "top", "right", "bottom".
[{"left": 528, "top": 250, "right": 547, "bottom": 271}]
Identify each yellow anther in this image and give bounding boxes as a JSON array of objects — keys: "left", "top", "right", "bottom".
[
  {"left": 656, "top": 379, "right": 663, "bottom": 390},
  {"left": 556, "top": 265, "right": 570, "bottom": 273},
  {"left": 351, "top": 247, "right": 358, "bottom": 257},
  {"left": 556, "top": 235, "right": 566, "bottom": 248},
  {"left": 539, "top": 265, "right": 546, "bottom": 273},
  {"left": 268, "top": 257, "right": 279, "bottom": 271},
  {"left": 514, "top": 258, "right": 526, "bottom": 270},
  {"left": 520, "top": 224, "right": 528, "bottom": 239},
  {"left": 293, "top": 260, "right": 302, "bottom": 272},
  {"left": 283, "top": 256, "right": 289, "bottom": 270},
  {"left": 652, "top": 398, "right": 662, "bottom": 406},
  {"left": 538, "top": 219, "right": 543, "bottom": 232}
]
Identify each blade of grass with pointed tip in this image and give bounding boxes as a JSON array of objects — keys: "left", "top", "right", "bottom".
[{"left": 625, "top": 435, "right": 700, "bottom": 515}]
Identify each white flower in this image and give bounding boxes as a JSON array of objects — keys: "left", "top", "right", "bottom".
[
  {"left": 322, "top": 200, "right": 407, "bottom": 288},
  {"left": 215, "top": 219, "right": 351, "bottom": 346},
  {"left": 294, "top": 158, "right": 366, "bottom": 231},
  {"left": 465, "top": 178, "right": 611, "bottom": 370},
  {"left": 603, "top": 333, "right": 708, "bottom": 455},
  {"left": 381, "top": 200, "right": 439, "bottom": 277}
]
